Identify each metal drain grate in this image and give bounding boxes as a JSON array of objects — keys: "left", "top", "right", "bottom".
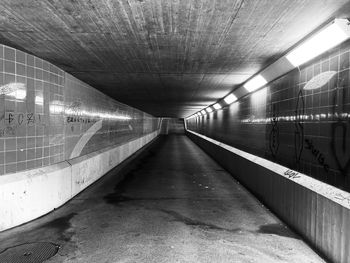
[{"left": 0, "top": 242, "right": 60, "bottom": 263}]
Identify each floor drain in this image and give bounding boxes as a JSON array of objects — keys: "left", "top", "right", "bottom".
[{"left": 0, "top": 242, "right": 60, "bottom": 263}]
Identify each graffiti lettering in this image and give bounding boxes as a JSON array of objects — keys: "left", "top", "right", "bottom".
[
  {"left": 294, "top": 90, "right": 305, "bottom": 168},
  {"left": 269, "top": 103, "right": 279, "bottom": 158},
  {"left": 66, "top": 116, "right": 95, "bottom": 124},
  {"left": 284, "top": 169, "right": 300, "bottom": 179},
  {"left": 305, "top": 138, "right": 330, "bottom": 173},
  {"left": 3, "top": 112, "right": 45, "bottom": 128},
  {"left": 331, "top": 77, "right": 350, "bottom": 176}
]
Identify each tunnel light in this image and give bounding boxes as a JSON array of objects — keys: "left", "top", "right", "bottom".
[
  {"left": 213, "top": 103, "right": 222, "bottom": 110},
  {"left": 201, "top": 110, "right": 206, "bottom": 115},
  {"left": 286, "top": 19, "right": 350, "bottom": 67},
  {"left": 243, "top": 75, "right": 267, "bottom": 92},
  {"left": 35, "top": 96, "right": 44, "bottom": 105},
  {"left": 8, "top": 89, "right": 27, "bottom": 100},
  {"left": 224, "top": 94, "right": 237, "bottom": 104},
  {"left": 206, "top": 107, "right": 213, "bottom": 113}
]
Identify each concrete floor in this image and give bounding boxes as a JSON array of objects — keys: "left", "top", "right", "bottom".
[{"left": 0, "top": 135, "right": 325, "bottom": 263}]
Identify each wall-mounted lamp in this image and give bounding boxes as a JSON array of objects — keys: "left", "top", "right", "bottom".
[
  {"left": 286, "top": 19, "right": 350, "bottom": 67},
  {"left": 224, "top": 94, "right": 237, "bottom": 104},
  {"left": 206, "top": 107, "right": 213, "bottom": 113},
  {"left": 213, "top": 103, "right": 222, "bottom": 110},
  {"left": 243, "top": 74, "right": 267, "bottom": 92},
  {"left": 9, "top": 89, "right": 27, "bottom": 100},
  {"left": 201, "top": 110, "right": 206, "bottom": 115}
]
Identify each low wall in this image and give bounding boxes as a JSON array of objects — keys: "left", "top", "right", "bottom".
[
  {"left": 0, "top": 131, "right": 159, "bottom": 232},
  {"left": 187, "top": 130, "right": 350, "bottom": 263}
]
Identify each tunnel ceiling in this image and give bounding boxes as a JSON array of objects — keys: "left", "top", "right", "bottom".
[{"left": 1, "top": 0, "right": 350, "bottom": 117}]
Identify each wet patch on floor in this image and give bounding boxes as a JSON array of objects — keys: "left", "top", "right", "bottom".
[
  {"left": 103, "top": 145, "right": 167, "bottom": 206},
  {"left": 257, "top": 223, "right": 300, "bottom": 239},
  {"left": 104, "top": 193, "right": 135, "bottom": 205},
  {"left": 100, "top": 223, "right": 110, "bottom": 229},
  {"left": 40, "top": 213, "right": 77, "bottom": 242},
  {"left": 103, "top": 193, "right": 188, "bottom": 205},
  {"left": 160, "top": 209, "right": 241, "bottom": 233}
]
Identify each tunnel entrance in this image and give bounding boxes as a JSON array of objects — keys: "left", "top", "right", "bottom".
[{"left": 160, "top": 118, "right": 185, "bottom": 134}]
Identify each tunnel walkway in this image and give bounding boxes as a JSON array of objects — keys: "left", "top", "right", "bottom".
[{"left": 0, "top": 135, "right": 324, "bottom": 263}]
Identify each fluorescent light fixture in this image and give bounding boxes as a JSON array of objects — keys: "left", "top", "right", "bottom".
[
  {"left": 206, "top": 107, "right": 213, "bottom": 113},
  {"left": 0, "top": 82, "right": 25, "bottom": 95},
  {"left": 243, "top": 75, "right": 267, "bottom": 92},
  {"left": 224, "top": 94, "right": 237, "bottom": 104},
  {"left": 9, "top": 89, "right": 26, "bottom": 100},
  {"left": 35, "top": 96, "right": 44, "bottom": 105},
  {"left": 201, "top": 110, "right": 206, "bottom": 115},
  {"left": 286, "top": 19, "right": 350, "bottom": 67},
  {"left": 213, "top": 103, "right": 222, "bottom": 110}
]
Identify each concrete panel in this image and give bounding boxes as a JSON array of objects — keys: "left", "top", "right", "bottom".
[
  {"left": 0, "top": 130, "right": 159, "bottom": 232},
  {"left": 187, "top": 130, "right": 350, "bottom": 263},
  {"left": 0, "top": 162, "right": 72, "bottom": 231}
]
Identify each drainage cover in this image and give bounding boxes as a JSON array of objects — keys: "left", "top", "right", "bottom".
[{"left": 0, "top": 242, "right": 60, "bottom": 263}]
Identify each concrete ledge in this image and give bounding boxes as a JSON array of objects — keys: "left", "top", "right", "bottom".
[
  {"left": 187, "top": 129, "right": 350, "bottom": 263},
  {"left": 0, "top": 131, "right": 159, "bottom": 232}
]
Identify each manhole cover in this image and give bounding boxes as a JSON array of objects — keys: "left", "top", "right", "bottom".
[{"left": 0, "top": 242, "right": 60, "bottom": 263}]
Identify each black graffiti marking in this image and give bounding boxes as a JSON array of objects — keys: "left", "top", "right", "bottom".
[
  {"left": 294, "top": 90, "right": 305, "bottom": 168},
  {"left": 3, "top": 112, "right": 44, "bottom": 127},
  {"left": 331, "top": 77, "right": 350, "bottom": 176},
  {"left": 18, "top": 113, "right": 24, "bottom": 125},
  {"left": 5, "top": 112, "right": 15, "bottom": 125},
  {"left": 284, "top": 169, "right": 300, "bottom": 179},
  {"left": 305, "top": 138, "right": 330, "bottom": 173},
  {"left": 269, "top": 103, "right": 279, "bottom": 158},
  {"left": 66, "top": 116, "right": 94, "bottom": 124},
  {"left": 27, "top": 113, "right": 35, "bottom": 125}
]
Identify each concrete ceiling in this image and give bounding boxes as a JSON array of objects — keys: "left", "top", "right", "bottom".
[{"left": 1, "top": 0, "right": 350, "bottom": 117}]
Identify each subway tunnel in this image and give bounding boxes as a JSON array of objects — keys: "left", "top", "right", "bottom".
[{"left": 0, "top": 0, "right": 350, "bottom": 262}]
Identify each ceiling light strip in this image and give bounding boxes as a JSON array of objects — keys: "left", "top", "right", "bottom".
[{"left": 187, "top": 19, "right": 350, "bottom": 119}]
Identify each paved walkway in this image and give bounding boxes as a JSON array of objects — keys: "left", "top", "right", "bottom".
[{"left": 0, "top": 135, "right": 325, "bottom": 262}]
